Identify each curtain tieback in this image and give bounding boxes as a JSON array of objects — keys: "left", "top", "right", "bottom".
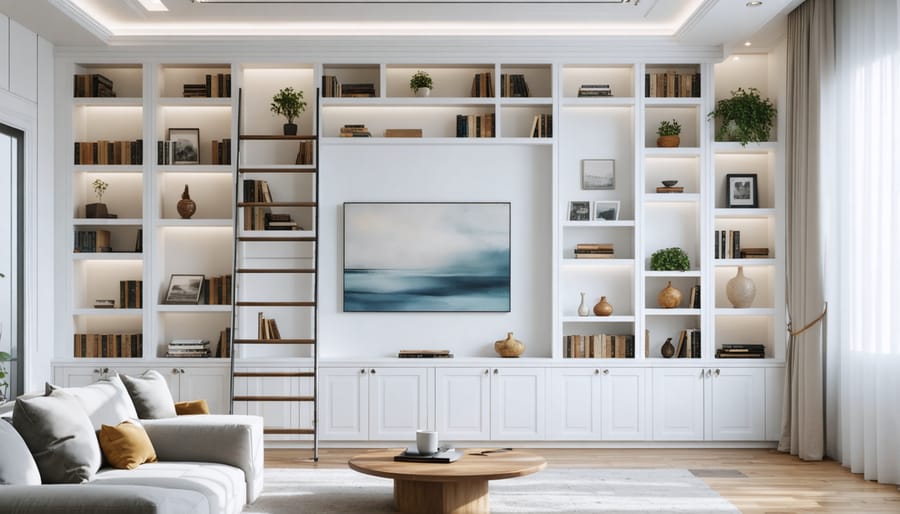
[{"left": 787, "top": 303, "right": 827, "bottom": 337}]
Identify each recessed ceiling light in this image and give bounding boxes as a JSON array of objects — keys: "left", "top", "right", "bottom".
[
  {"left": 746, "top": 1, "right": 763, "bottom": 7},
  {"left": 136, "top": 0, "right": 168, "bottom": 11},
  {"left": 733, "top": 56, "right": 741, "bottom": 61},
  {"left": 744, "top": 41, "right": 752, "bottom": 46}
]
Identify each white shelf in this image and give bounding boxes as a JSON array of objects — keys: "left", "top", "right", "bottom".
[
  {"left": 643, "top": 97, "right": 703, "bottom": 106},
  {"left": 714, "top": 208, "right": 776, "bottom": 218},
  {"left": 237, "top": 229, "right": 316, "bottom": 239},
  {"left": 322, "top": 97, "right": 495, "bottom": 107},
  {"left": 236, "top": 164, "right": 316, "bottom": 171},
  {"left": 561, "top": 258, "right": 634, "bottom": 267},
  {"left": 157, "top": 97, "right": 233, "bottom": 107},
  {"left": 321, "top": 137, "right": 552, "bottom": 146},
  {"left": 158, "top": 165, "right": 232, "bottom": 174},
  {"left": 73, "top": 97, "right": 143, "bottom": 107},
  {"left": 561, "top": 97, "right": 635, "bottom": 107},
  {"left": 644, "top": 147, "right": 702, "bottom": 157},
  {"left": 562, "top": 315, "right": 636, "bottom": 323},
  {"left": 156, "top": 305, "right": 232, "bottom": 313},
  {"left": 562, "top": 220, "right": 635, "bottom": 228},
  {"left": 645, "top": 308, "right": 702, "bottom": 316},
  {"left": 498, "top": 97, "right": 553, "bottom": 106},
  {"left": 713, "top": 141, "right": 778, "bottom": 153},
  {"left": 73, "top": 218, "right": 143, "bottom": 226},
  {"left": 157, "top": 219, "right": 232, "bottom": 228},
  {"left": 644, "top": 193, "right": 700, "bottom": 203},
  {"left": 644, "top": 270, "right": 702, "bottom": 278},
  {"left": 714, "top": 308, "right": 776, "bottom": 316},
  {"left": 73, "top": 308, "right": 142, "bottom": 316},
  {"left": 74, "top": 165, "right": 143, "bottom": 173},
  {"left": 72, "top": 253, "right": 143, "bottom": 261},
  {"left": 715, "top": 258, "right": 776, "bottom": 267}
]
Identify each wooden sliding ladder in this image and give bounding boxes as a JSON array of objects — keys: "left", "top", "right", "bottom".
[{"left": 229, "top": 88, "right": 319, "bottom": 461}]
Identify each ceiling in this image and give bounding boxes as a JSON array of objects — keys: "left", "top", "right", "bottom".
[{"left": 0, "top": 0, "right": 804, "bottom": 48}]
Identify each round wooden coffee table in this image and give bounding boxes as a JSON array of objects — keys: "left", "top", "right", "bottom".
[{"left": 349, "top": 449, "right": 546, "bottom": 514}]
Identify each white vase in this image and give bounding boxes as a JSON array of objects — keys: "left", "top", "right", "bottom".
[
  {"left": 415, "top": 87, "right": 430, "bottom": 97},
  {"left": 726, "top": 266, "right": 756, "bottom": 308},
  {"left": 577, "top": 292, "right": 590, "bottom": 317}
]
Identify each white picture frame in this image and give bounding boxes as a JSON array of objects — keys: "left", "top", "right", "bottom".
[{"left": 594, "top": 200, "right": 620, "bottom": 221}]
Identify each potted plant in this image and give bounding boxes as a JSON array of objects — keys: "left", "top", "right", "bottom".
[
  {"left": 707, "top": 87, "right": 776, "bottom": 146},
  {"left": 270, "top": 87, "right": 307, "bottom": 135},
  {"left": 409, "top": 70, "right": 433, "bottom": 97},
  {"left": 656, "top": 119, "right": 682, "bottom": 147},
  {"left": 650, "top": 247, "right": 690, "bottom": 271},
  {"left": 85, "top": 178, "right": 109, "bottom": 218}
]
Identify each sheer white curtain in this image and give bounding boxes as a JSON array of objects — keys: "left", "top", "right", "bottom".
[{"left": 829, "top": 0, "right": 900, "bottom": 485}]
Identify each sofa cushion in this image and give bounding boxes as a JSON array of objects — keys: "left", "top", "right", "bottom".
[
  {"left": 46, "top": 374, "right": 140, "bottom": 430},
  {"left": 12, "top": 389, "right": 103, "bottom": 483},
  {"left": 99, "top": 420, "right": 158, "bottom": 470},
  {"left": 0, "top": 418, "right": 41, "bottom": 485},
  {"left": 175, "top": 399, "right": 209, "bottom": 415},
  {"left": 0, "top": 484, "right": 210, "bottom": 514},
  {"left": 120, "top": 370, "right": 177, "bottom": 419},
  {"left": 92, "top": 461, "right": 246, "bottom": 514}
]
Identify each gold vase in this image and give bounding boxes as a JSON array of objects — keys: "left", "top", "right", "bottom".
[
  {"left": 494, "top": 332, "right": 525, "bottom": 358},
  {"left": 657, "top": 281, "right": 682, "bottom": 308},
  {"left": 593, "top": 296, "right": 613, "bottom": 316}
]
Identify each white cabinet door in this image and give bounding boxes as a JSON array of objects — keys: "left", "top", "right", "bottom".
[
  {"left": 368, "top": 367, "right": 430, "bottom": 441},
  {"left": 652, "top": 368, "right": 704, "bottom": 441},
  {"left": 601, "top": 368, "right": 648, "bottom": 441},
  {"left": 491, "top": 367, "right": 546, "bottom": 440},
  {"left": 54, "top": 366, "right": 105, "bottom": 387},
  {"left": 177, "top": 367, "right": 230, "bottom": 415},
  {"left": 710, "top": 367, "right": 765, "bottom": 441},
  {"left": 549, "top": 368, "right": 601, "bottom": 440},
  {"left": 435, "top": 368, "right": 490, "bottom": 440},
  {"left": 319, "top": 368, "right": 368, "bottom": 440}
]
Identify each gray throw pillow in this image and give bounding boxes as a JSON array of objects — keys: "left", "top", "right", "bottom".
[
  {"left": 0, "top": 418, "right": 42, "bottom": 485},
  {"left": 12, "top": 389, "right": 102, "bottom": 483},
  {"left": 46, "top": 374, "right": 140, "bottom": 430},
  {"left": 120, "top": 370, "right": 177, "bottom": 419}
]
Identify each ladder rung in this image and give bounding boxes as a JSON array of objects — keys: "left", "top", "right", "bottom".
[
  {"left": 236, "top": 268, "right": 316, "bottom": 274},
  {"left": 264, "top": 428, "right": 315, "bottom": 435},
  {"left": 238, "top": 236, "right": 316, "bottom": 242},
  {"left": 238, "top": 202, "right": 316, "bottom": 207},
  {"left": 240, "top": 134, "right": 317, "bottom": 140},
  {"left": 234, "top": 338, "right": 315, "bottom": 344},
  {"left": 235, "top": 301, "right": 316, "bottom": 307},
  {"left": 234, "top": 371, "right": 315, "bottom": 378},
  {"left": 233, "top": 396, "right": 315, "bottom": 402},
  {"left": 240, "top": 167, "right": 317, "bottom": 174}
]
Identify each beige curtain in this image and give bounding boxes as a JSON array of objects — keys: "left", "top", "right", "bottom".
[{"left": 779, "top": 0, "right": 833, "bottom": 461}]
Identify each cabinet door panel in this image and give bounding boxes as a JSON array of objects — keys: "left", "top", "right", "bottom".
[
  {"left": 319, "top": 368, "right": 368, "bottom": 440},
  {"left": 435, "top": 368, "right": 490, "bottom": 440},
  {"left": 491, "top": 368, "right": 546, "bottom": 440},
  {"left": 369, "top": 368, "right": 429, "bottom": 441},
  {"left": 550, "top": 368, "right": 601, "bottom": 440},
  {"left": 601, "top": 368, "right": 647, "bottom": 440},
  {"left": 711, "top": 367, "right": 765, "bottom": 441},
  {"left": 652, "top": 368, "right": 704, "bottom": 440},
  {"left": 177, "top": 367, "right": 229, "bottom": 414}
]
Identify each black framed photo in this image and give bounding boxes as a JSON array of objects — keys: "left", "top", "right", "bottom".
[
  {"left": 568, "top": 201, "right": 591, "bottom": 221},
  {"left": 168, "top": 128, "right": 200, "bottom": 165},
  {"left": 726, "top": 173, "right": 759, "bottom": 208},
  {"left": 582, "top": 159, "right": 615, "bottom": 190},
  {"left": 165, "top": 274, "right": 204, "bottom": 304}
]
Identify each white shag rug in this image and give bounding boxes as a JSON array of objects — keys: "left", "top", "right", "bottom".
[{"left": 244, "top": 467, "right": 740, "bottom": 513}]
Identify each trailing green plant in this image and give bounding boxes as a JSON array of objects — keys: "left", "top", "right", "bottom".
[
  {"left": 707, "top": 87, "right": 776, "bottom": 146},
  {"left": 92, "top": 179, "right": 108, "bottom": 202},
  {"left": 409, "top": 70, "right": 433, "bottom": 92},
  {"left": 657, "top": 119, "right": 682, "bottom": 137},
  {"left": 269, "top": 87, "right": 307, "bottom": 125},
  {"left": 650, "top": 247, "right": 691, "bottom": 271}
]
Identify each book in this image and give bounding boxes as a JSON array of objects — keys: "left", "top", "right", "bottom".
[
  {"left": 398, "top": 349, "right": 453, "bottom": 358},
  {"left": 384, "top": 129, "right": 423, "bottom": 138},
  {"left": 394, "top": 446, "right": 462, "bottom": 463}
]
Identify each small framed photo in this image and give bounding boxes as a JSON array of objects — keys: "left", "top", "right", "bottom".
[
  {"left": 168, "top": 128, "right": 200, "bottom": 165},
  {"left": 726, "top": 173, "right": 759, "bottom": 208},
  {"left": 568, "top": 201, "right": 591, "bottom": 221},
  {"left": 582, "top": 159, "right": 615, "bottom": 190},
  {"left": 594, "top": 200, "right": 620, "bottom": 221},
  {"left": 164, "top": 274, "right": 204, "bottom": 304}
]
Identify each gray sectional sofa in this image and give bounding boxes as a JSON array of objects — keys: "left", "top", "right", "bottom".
[{"left": 0, "top": 371, "right": 264, "bottom": 514}]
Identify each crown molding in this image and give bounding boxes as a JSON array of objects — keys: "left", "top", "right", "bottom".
[{"left": 48, "top": 0, "right": 113, "bottom": 43}]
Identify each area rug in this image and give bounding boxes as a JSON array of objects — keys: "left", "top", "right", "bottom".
[{"left": 244, "top": 467, "right": 740, "bottom": 513}]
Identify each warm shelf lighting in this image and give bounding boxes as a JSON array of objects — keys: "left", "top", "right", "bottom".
[
  {"left": 744, "top": 41, "right": 752, "bottom": 46},
  {"left": 136, "top": 0, "right": 169, "bottom": 11}
]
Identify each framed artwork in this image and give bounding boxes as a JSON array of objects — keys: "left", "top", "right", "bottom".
[
  {"left": 164, "top": 274, "right": 204, "bottom": 304},
  {"left": 343, "top": 202, "right": 511, "bottom": 312},
  {"left": 168, "top": 128, "right": 200, "bottom": 165},
  {"left": 594, "top": 200, "right": 620, "bottom": 221},
  {"left": 582, "top": 159, "right": 615, "bottom": 190},
  {"left": 726, "top": 173, "right": 759, "bottom": 208},
  {"left": 568, "top": 201, "right": 591, "bottom": 221}
]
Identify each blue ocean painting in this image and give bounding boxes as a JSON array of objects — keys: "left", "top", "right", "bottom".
[{"left": 343, "top": 203, "right": 511, "bottom": 312}]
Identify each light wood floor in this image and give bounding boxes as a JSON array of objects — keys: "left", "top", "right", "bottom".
[{"left": 266, "top": 448, "right": 900, "bottom": 513}]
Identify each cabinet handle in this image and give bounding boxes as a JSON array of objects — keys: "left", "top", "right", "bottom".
[
  {"left": 603, "top": 369, "right": 610, "bottom": 375},
  {"left": 594, "top": 369, "right": 600, "bottom": 374},
  {"left": 706, "top": 369, "right": 713, "bottom": 378},
  {"left": 700, "top": 369, "right": 706, "bottom": 378},
  {"left": 360, "top": 369, "right": 367, "bottom": 374},
  {"left": 92, "top": 368, "right": 100, "bottom": 374},
  {"left": 493, "top": 369, "right": 499, "bottom": 375},
  {"left": 370, "top": 369, "right": 376, "bottom": 374},
  {"left": 714, "top": 368, "right": 720, "bottom": 377},
  {"left": 173, "top": 368, "right": 180, "bottom": 374},
  {"left": 484, "top": 369, "right": 489, "bottom": 375}
]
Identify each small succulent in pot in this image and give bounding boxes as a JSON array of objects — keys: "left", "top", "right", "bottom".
[
  {"left": 656, "top": 119, "right": 682, "bottom": 148},
  {"left": 409, "top": 70, "right": 433, "bottom": 96}
]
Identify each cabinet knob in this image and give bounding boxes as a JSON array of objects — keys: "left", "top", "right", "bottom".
[
  {"left": 484, "top": 369, "right": 489, "bottom": 375},
  {"left": 603, "top": 369, "right": 610, "bottom": 375},
  {"left": 360, "top": 369, "right": 366, "bottom": 374},
  {"left": 370, "top": 369, "right": 376, "bottom": 374},
  {"left": 493, "top": 369, "right": 499, "bottom": 375},
  {"left": 700, "top": 369, "right": 706, "bottom": 378},
  {"left": 594, "top": 369, "right": 600, "bottom": 374},
  {"left": 714, "top": 368, "right": 720, "bottom": 377},
  {"left": 173, "top": 368, "right": 180, "bottom": 374},
  {"left": 92, "top": 368, "right": 100, "bottom": 374},
  {"left": 706, "top": 369, "right": 713, "bottom": 378}
]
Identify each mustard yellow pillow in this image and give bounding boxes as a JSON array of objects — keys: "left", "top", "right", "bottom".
[
  {"left": 98, "top": 421, "right": 157, "bottom": 470},
  {"left": 175, "top": 399, "right": 209, "bottom": 415}
]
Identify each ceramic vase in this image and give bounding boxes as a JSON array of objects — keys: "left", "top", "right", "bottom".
[
  {"left": 593, "top": 296, "right": 613, "bottom": 316},
  {"left": 577, "top": 292, "right": 590, "bottom": 317},
  {"left": 726, "top": 266, "right": 756, "bottom": 308},
  {"left": 661, "top": 337, "right": 675, "bottom": 358},
  {"left": 656, "top": 135, "right": 680, "bottom": 148},
  {"left": 415, "top": 88, "right": 431, "bottom": 97},
  {"left": 283, "top": 123, "right": 298, "bottom": 136},
  {"left": 658, "top": 281, "right": 682, "bottom": 308},
  {"left": 177, "top": 185, "right": 197, "bottom": 219},
  {"left": 494, "top": 332, "right": 525, "bottom": 358},
  {"left": 85, "top": 203, "right": 108, "bottom": 218}
]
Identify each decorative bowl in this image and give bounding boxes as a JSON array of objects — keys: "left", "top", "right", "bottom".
[{"left": 661, "top": 180, "right": 678, "bottom": 187}]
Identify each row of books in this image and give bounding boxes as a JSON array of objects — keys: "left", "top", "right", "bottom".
[
  {"left": 564, "top": 334, "right": 635, "bottom": 359},
  {"left": 74, "top": 230, "right": 111, "bottom": 253},
  {"left": 264, "top": 212, "right": 301, "bottom": 230},
  {"left": 296, "top": 140, "right": 315, "bottom": 164},
  {"left": 687, "top": 284, "right": 701, "bottom": 309},
  {"left": 672, "top": 329, "right": 702, "bottom": 358},
  {"left": 340, "top": 124, "right": 372, "bottom": 137},
  {"left": 74, "top": 140, "right": 143, "bottom": 165},
  {"left": 201, "top": 274, "right": 233, "bottom": 305},
  {"left": 716, "top": 343, "right": 765, "bottom": 359},
  {"left": 501, "top": 74, "right": 531, "bottom": 98},
  {"left": 166, "top": 339, "right": 211, "bottom": 358},
  {"left": 471, "top": 72, "right": 494, "bottom": 97},
  {"left": 531, "top": 113, "right": 553, "bottom": 138},
  {"left": 209, "top": 138, "right": 232, "bottom": 165},
  {"left": 577, "top": 84, "right": 612, "bottom": 97},
  {"left": 574, "top": 243, "right": 613, "bottom": 259},
  {"left": 331, "top": 82, "right": 376, "bottom": 98},
  {"left": 644, "top": 71, "right": 701, "bottom": 98},
  {"left": 119, "top": 280, "right": 143, "bottom": 309},
  {"left": 182, "top": 73, "right": 232, "bottom": 98},
  {"left": 216, "top": 327, "right": 232, "bottom": 358},
  {"left": 157, "top": 140, "right": 198, "bottom": 165},
  {"left": 74, "top": 73, "right": 115, "bottom": 98},
  {"left": 73, "top": 333, "right": 142, "bottom": 358},
  {"left": 456, "top": 113, "right": 495, "bottom": 138},
  {"left": 258, "top": 312, "right": 282, "bottom": 340}
]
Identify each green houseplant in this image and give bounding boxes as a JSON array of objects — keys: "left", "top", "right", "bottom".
[
  {"left": 650, "top": 247, "right": 691, "bottom": 271},
  {"left": 707, "top": 87, "right": 776, "bottom": 146},
  {"left": 409, "top": 70, "right": 433, "bottom": 97},
  {"left": 656, "top": 119, "right": 682, "bottom": 148},
  {"left": 270, "top": 87, "right": 307, "bottom": 135},
  {"left": 85, "top": 178, "right": 109, "bottom": 218}
]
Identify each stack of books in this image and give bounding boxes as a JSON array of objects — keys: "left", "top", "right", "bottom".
[
  {"left": 500, "top": 73, "right": 529, "bottom": 97},
  {"left": 577, "top": 84, "right": 612, "bottom": 97},
  {"left": 740, "top": 247, "right": 770, "bottom": 259},
  {"left": 166, "top": 339, "right": 211, "bottom": 358},
  {"left": 340, "top": 124, "right": 372, "bottom": 137},
  {"left": 265, "top": 212, "right": 300, "bottom": 230},
  {"left": 182, "top": 83, "right": 209, "bottom": 98},
  {"left": 574, "top": 243, "right": 614, "bottom": 259},
  {"left": 384, "top": 129, "right": 423, "bottom": 138},
  {"left": 398, "top": 349, "right": 453, "bottom": 358},
  {"left": 340, "top": 83, "right": 376, "bottom": 97},
  {"left": 182, "top": 74, "right": 231, "bottom": 98},
  {"left": 716, "top": 344, "right": 765, "bottom": 359},
  {"left": 656, "top": 185, "right": 685, "bottom": 193},
  {"left": 242, "top": 179, "right": 272, "bottom": 230}
]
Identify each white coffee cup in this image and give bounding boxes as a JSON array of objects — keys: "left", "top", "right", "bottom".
[{"left": 416, "top": 429, "right": 439, "bottom": 454}]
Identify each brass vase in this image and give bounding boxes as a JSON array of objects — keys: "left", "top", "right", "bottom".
[
  {"left": 494, "top": 332, "right": 525, "bottom": 358},
  {"left": 177, "top": 184, "right": 197, "bottom": 219},
  {"left": 657, "top": 281, "right": 682, "bottom": 308},
  {"left": 593, "top": 296, "right": 613, "bottom": 316}
]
